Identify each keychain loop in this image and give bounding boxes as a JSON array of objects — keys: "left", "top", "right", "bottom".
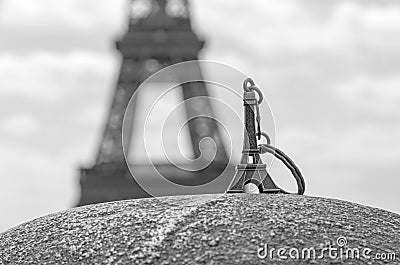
[
  {"left": 243, "top": 78, "right": 263, "bottom": 104},
  {"left": 258, "top": 143, "right": 305, "bottom": 195},
  {"left": 252, "top": 86, "right": 263, "bottom": 105},
  {"left": 260, "top": 132, "right": 271, "bottom": 145},
  {"left": 243, "top": 78, "right": 255, "bottom": 92}
]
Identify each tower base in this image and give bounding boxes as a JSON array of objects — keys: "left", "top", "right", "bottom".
[
  {"left": 77, "top": 161, "right": 235, "bottom": 206},
  {"left": 227, "top": 164, "right": 281, "bottom": 193}
]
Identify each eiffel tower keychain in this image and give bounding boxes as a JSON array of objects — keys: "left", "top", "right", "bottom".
[{"left": 227, "top": 78, "right": 305, "bottom": 194}]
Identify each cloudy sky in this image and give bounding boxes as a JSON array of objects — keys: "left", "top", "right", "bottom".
[{"left": 1, "top": 0, "right": 400, "bottom": 232}]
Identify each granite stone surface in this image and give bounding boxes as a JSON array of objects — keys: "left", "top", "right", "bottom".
[{"left": 1, "top": 194, "right": 399, "bottom": 264}]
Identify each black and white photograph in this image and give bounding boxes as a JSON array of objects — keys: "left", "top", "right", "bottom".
[{"left": 0, "top": 0, "right": 399, "bottom": 264}]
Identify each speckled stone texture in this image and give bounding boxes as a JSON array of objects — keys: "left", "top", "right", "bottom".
[{"left": 1, "top": 194, "right": 399, "bottom": 264}]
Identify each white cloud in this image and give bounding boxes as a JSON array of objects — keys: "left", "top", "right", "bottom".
[
  {"left": 0, "top": 51, "right": 116, "bottom": 101},
  {"left": 334, "top": 1, "right": 400, "bottom": 31},
  {"left": 195, "top": 0, "right": 400, "bottom": 66},
  {"left": 0, "top": 0, "right": 126, "bottom": 31},
  {"left": 1, "top": 114, "right": 38, "bottom": 136},
  {"left": 281, "top": 124, "right": 400, "bottom": 166},
  {"left": 77, "top": 105, "right": 106, "bottom": 126},
  {"left": 337, "top": 75, "right": 400, "bottom": 100},
  {"left": 0, "top": 0, "right": 127, "bottom": 53},
  {"left": 335, "top": 75, "right": 400, "bottom": 114},
  {"left": 0, "top": 144, "right": 78, "bottom": 232}
]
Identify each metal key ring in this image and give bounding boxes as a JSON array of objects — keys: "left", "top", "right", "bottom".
[
  {"left": 243, "top": 78, "right": 263, "bottom": 104},
  {"left": 243, "top": 78, "right": 255, "bottom": 92},
  {"left": 260, "top": 132, "right": 271, "bottom": 145},
  {"left": 252, "top": 86, "right": 263, "bottom": 105}
]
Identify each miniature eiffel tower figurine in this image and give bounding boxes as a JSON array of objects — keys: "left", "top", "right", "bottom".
[
  {"left": 228, "top": 78, "right": 305, "bottom": 194},
  {"left": 228, "top": 78, "right": 281, "bottom": 193}
]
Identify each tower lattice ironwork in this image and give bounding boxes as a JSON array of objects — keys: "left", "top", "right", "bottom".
[{"left": 77, "top": 0, "right": 231, "bottom": 206}]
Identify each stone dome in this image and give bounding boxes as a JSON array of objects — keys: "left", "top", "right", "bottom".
[{"left": 1, "top": 194, "right": 399, "bottom": 264}]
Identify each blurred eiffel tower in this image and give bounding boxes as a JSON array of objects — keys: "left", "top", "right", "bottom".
[{"left": 77, "top": 0, "right": 232, "bottom": 206}]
